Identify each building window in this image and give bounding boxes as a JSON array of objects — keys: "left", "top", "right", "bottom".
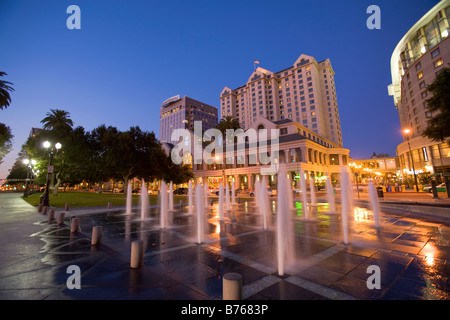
[
  {"left": 431, "top": 48, "right": 440, "bottom": 58},
  {"left": 419, "top": 81, "right": 426, "bottom": 89},
  {"left": 417, "top": 71, "right": 423, "bottom": 79},
  {"left": 434, "top": 58, "right": 443, "bottom": 68}
]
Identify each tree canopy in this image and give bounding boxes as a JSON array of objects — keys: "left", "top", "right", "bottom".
[
  {"left": 0, "top": 123, "right": 13, "bottom": 165},
  {"left": 422, "top": 67, "right": 450, "bottom": 143},
  {"left": 0, "top": 72, "right": 14, "bottom": 110},
  {"left": 21, "top": 109, "right": 193, "bottom": 190}
]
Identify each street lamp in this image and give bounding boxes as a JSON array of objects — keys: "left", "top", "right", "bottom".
[
  {"left": 22, "top": 158, "right": 37, "bottom": 197},
  {"left": 41, "top": 141, "right": 62, "bottom": 207},
  {"left": 403, "top": 129, "right": 419, "bottom": 192}
]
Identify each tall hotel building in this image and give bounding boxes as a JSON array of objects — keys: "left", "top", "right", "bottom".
[
  {"left": 159, "top": 95, "right": 218, "bottom": 143},
  {"left": 388, "top": 0, "right": 450, "bottom": 176},
  {"left": 220, "top": 53, "right": 343, "bottom": 147}
]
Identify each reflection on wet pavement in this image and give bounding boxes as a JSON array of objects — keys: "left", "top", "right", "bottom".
[{"left": 2, "top": 195, "right": 450, "bottom": 300}]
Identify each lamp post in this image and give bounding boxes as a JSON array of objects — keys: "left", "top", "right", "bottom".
[
  {"left": 403, "top": 129, "right": 419, "bottom": 192},
  {"left": 41, "top": 141, "right": 62, "bottom": 207},
  {"left": 22, "top": 159, "right": 36, "bottom": 197}
]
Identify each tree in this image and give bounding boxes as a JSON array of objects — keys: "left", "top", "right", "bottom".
[
  {"left": 216, "top": 116, "right": 241, "bottom": 136},
  {"left": 161, "top": 157, "right": 194, "bottom": 184},
  {"left": 6, "top": 147, "right": 31, "bottom": 181},
  {"left": 422, "top": 67, "right": 450, "bottom": 143},
  {"left": 0, "top": 123, "right": 13, "bottom": 165},
  {"left": 40, "top": 109, "right": 74, "bottom": 132},
  {"left": 1, "top": 72, "right": 14, "bottom": 163},
  {"left": 0, "top": 72, "right": 14, "bottom": 110}
]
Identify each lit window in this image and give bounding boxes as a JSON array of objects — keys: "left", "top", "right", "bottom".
[
  {"left": 433, "top": 58, "right": 443, "bottom": 68},
  {"left": 417, "top": 71, "right": 423, "bottom": 79}
]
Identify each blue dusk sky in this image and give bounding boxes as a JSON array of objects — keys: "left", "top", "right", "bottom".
[{"left": 0, "top": 0, "right": 440, "bottom": 178}]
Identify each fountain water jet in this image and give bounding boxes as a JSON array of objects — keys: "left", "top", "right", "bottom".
[
  {"left": 160, "top": 181, "right": 169, "bottom": 228},
  {"left": 261, "top": 176, "right": 270, "bottom": 229},
  {"left": 276, "top": 164, "right": 296, "bottom": 276},
  {"left": 286, "top": 176, "right": 295, "bottom": 210},
  {"left": 203, "top": 182, "right": 209, "bottom": 208},
  {"left": 368, "top": 181, "right": 381, "bottom": 229},
  {"left": 188, "top": 181, "right": 193, "bottom": 214},
  {"left": 140, "top": 179, "right": 149, "bottom": 220},
  {"left": 126, "top": 182, "right": 132, "bottom": 215},
  {"left": 225, "top": 183, "right": 231, "bottom": 211},
  {"left": 309, "top": 177, "right": 317, "bottom": 205},
  {"left": 218, "top": 183, "right": 224, "bottom": 221},
  {"left": 300, "top": 169, "right": 309, "bottom": 219},
  {"left": 231, "top": 180, "right": 236, "bottom": 206},
  {"left": 169, "top": 181, "right": 174, "bottom": 211},
  {"left": 325, "top": 175, "right": 337, "bottom": 213},
  {"left": 340, "top": 166, "right": 352, "bottom": 244},
  {"left": 196, "top": 184, "right": 205, "bottom": 244}
]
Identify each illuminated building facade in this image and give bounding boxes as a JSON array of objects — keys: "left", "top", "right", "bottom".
[
  {"left": 388, "top": 0, "right": 450, "bottom": 178},
  {"left": 220, "top": 53, "right": 343, "bottom": 147},
  {"left": 159, "top": 95, "right": 218, "bottom": 143}
]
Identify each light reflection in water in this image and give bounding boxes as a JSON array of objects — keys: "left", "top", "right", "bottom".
[
  {"left": 353, "top": 207, "right": 370, "bottom": 223},
  {"left": 421, "top": 243, "right": 438, "bottom": 267}
]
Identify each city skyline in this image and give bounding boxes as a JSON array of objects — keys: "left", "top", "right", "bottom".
[{"left": 0, "top": 0, "right": 440, "bottom": 178}]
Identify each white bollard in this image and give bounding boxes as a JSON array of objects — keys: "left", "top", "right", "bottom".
[
  {"left": 223, "top": 273, "right": 242, "bottom": 300},
  {"left": 130, "top": 240, "right": 144, "bottom": 269},
  {"left": 57, "top": 212, "right": 65, "bottom": 225},
  {"left": 91, "top": 226, "right": 102, "bottom": 246},
  {"left": 70, "top": 218, "right": 79, "bottom": 233}
]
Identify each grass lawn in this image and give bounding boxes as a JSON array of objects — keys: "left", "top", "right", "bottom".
[
  {"left": 22, "top": 191, "right": 252, "bottom": 208},
  {"left": 23, "top": 192, "right": 162, "bottom": 208}
]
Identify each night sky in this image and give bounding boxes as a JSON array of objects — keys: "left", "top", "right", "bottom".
[{"left": 0, "top": 0, "right": 440, "bottom": 178}]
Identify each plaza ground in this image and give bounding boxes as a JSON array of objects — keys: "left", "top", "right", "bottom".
[{"left": 0, "top": 191, "right": 450, "bottom": 302}]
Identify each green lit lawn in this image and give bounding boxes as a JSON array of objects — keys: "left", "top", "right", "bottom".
[
  {"left": 22, "top": 191, "right": 251, "bottom": 208},
  {"left": 23, "top": 192, "right": 164, "bottom": 208}
]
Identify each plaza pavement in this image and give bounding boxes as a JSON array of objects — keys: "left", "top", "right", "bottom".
[{"left": 0, "top": 191, "right": 450, "bottom": 301}]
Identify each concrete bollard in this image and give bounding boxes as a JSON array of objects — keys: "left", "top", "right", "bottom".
[
  {"left": 38, "top": 204, "right": 43, "bottom": 212},
  {"left": 48, "top": 209, "right": 55, "bottom": 221},
  {"left": 64, "top": 203, "right": 70, "bottom": 211},
  {"left": 70, "top": 218, "right": 79, "bottom": 233},
  {"left": 107, "top": 202, "right": 112, "bottom": 209},
  {"left": 130, "top": 240, "right": 144, "bottom": 269},
  {"left": 223, "top": 273, "right": 242, "bottom": 300},
  {"left": 42, "top": 206, "right": 48, "bottom": 215},
  {"left": 57, "top": 212, "right": 65, "bottom": 225},
  {"left": 91, "top": 226, "right": 102, "bottom": 246}
]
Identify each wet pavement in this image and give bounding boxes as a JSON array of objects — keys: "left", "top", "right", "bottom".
[{"left": 1, "top": 192, "right": 450, "bottom": 300}]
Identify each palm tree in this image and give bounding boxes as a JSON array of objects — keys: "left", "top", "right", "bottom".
[
  {"left": 41, "top": 109, "right": 74, "bottom": 131},
  {"left": 216, "top": 115, "right": 240, "bottom": 135},
  {"left": 0, "top": 72, "right": 14, "bottom": 110},
  {"left": 216, "top": 115, "right": 241, "bottom": 144}
]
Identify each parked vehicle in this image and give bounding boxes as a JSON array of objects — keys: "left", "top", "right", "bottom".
[
  {"left": 173, "top": 187, "right": 188, "bottom": 195},
  {"left": 210, "top": 188, "right": 240, "bottom": 196}
]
